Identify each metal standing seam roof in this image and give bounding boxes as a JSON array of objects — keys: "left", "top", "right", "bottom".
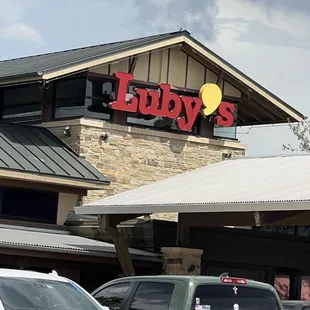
[
  {"left": 0, "top": 122, "right": 109, "bottom": 185},
  {"left": 0, "top": 31, "right": 182, "bottom": 80},
  {"left": 75, "top": 154, "right": 310, "bottom": 215},
  {"left": 0, "top": 30, "right": 304, "bottom": 120},
  {"left": 0, "top": 225, "right": 161, "bottom": 261}
]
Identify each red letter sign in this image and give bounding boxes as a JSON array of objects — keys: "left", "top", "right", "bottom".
[{"left": 214, "top": 102, "right": 235, "bottom": 127}]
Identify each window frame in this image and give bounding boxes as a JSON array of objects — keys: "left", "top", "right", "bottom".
[
  {"left": 1, "top": 83, "right": 43, "bottom": 123},
  {"left": 92, "top": 281, "right": 133, "bottom": 310},
  {"left": 84, "top": 75, "right": 115, "bottom": 121}
]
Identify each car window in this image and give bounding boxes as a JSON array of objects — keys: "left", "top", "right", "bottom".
[
  {"left": 129, "top": 282, "right": 174, "bottom": 310},
  {"left": 93, "top": 282, "right": 130, "bottom": 310},
  {"left": 0, "top": 277, "right": 100, "bottom": 310},
  {"left": 194, "top": 285, "right": 280, "bottom": 310},
  {"left": 303, "top": 307, "right": 310, "bottom": 310}
]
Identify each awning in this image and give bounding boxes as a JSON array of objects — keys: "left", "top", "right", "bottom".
[
  {"left": 0, "top": 122, "right": 109, "bottom": 189},
  {"left": 75, "top": 154, "right": 310, "bottom": 215},
  {"left": 0, "top": 225, "right": 161, "bottom": 262}
]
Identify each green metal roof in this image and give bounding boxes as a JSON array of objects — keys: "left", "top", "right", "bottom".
[
  {"left": 0, "top": 31, "right": 185, "bottom": 81},
  {"left": 0, "top": 122, "right": 109, "bottom": 186},
  {"left": 0, "top": 29, "right": 304, "bottom": 121}
]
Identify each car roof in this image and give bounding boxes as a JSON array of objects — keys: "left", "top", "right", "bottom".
[
  {"left": 106, "top": 275, "right": 273, "bottom": 290},
  {"left": 0, "top": 269, "right": 68, "bottom": 282}
]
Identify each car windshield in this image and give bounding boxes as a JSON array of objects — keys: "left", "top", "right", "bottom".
[
  {"left": 0, "top": 277, "right": 101, "bottom": 310},
  {"left": 194, "top": 284, "right": 280, "bottom": 310}
]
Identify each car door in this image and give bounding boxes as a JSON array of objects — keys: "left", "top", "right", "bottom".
[{"left": 92, "top": 281, "right": 135, "bottom": 310}]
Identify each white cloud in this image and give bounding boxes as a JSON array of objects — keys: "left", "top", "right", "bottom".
[
  {"left": 0, "top": 0, "right": 44, "bottom": 44},
  {"left": 0, "top": 22, "right": 44, "bottom": 44},
  {"left": 216, "top": 0, "right": 308, "bottom": 39},
  {"left": 0, "top": 0, "right": 23, "bottom": 24},
  {"left": 206, "top": 0, "right": 310, "bottom": 156}
]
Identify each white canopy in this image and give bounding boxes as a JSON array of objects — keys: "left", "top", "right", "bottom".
[{"left": 75, "top": 154, "right": 310, "bottom": 215}]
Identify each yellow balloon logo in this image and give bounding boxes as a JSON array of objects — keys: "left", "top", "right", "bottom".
[{"left": 199, "top": 83, "right": 222, "bottom": 117}]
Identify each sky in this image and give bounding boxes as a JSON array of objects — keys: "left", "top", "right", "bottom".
[{"left": 0, "top": 0, "right": 309, "bottom": 156}]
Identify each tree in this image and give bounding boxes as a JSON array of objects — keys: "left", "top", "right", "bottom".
[{"left": 283, "top": 120, "right": 310, "bottom": 152}]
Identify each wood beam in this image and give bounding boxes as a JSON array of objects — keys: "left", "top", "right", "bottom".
[
  {"left": 253, "top": 211, "right": 308, "bottom": 226},
  {"left": 182, "top": 45, "right": 288, "bottom": 120},
  {"left": 129, "top": 57, "right": 138, "bottom": 74},
  {"left": 98, "top": 215, "right": 135, "bottom": 276}
]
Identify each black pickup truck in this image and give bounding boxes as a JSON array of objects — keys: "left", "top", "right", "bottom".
[{"left": 92, "top": 275, "right": 283, "bottom": 310}]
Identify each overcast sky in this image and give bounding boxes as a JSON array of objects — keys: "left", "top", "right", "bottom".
[{"left": 0, "top": 0, "right": 308, "bottom": 156}]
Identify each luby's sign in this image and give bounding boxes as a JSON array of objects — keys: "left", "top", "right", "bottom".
[{"left": 110, "top": 72, "right": 235, "bottom": 131}]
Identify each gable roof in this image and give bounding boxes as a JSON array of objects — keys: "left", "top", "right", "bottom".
[
  {"left": 75, "top": 154, "right": 310, "bottom": 215},
  {"left": 0, "top": 122, "right": 109, "bottom": 189},
  {"left": 0, "top": 31, "right": 181, "bottom": 82},
  {"left": 0, "top": 30, "right": 304, "bottom": 122}
]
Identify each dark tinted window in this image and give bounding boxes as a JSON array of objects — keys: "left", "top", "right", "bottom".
[
  {"left": 213, "top": 102, "right": 238, "bottom": 140},
  {"left": 93, "top": 282, "right": 130, "bottom": 310},
  {"left": 84, "top": 77, "right": 114, "bottom": 120},
  {"left": 130, "top": 282, "right": 174, "bottom": 310},
  {"left": 0, "top": 187, "right": 58, "bottom": 224},
  {"left": 194, "top": 285, "right": 280, "bottom": 310},
  {"left": 2, "top": 84, "right": 42, "bottom": 122},
  {"left": 126, "top": 84, "right": 200, "bottom": 134},
  {"left": 54, "top": 77, "right": 86, "bottom": 119},
  {"left": 303, "top": 307, "right": 310, "bottom": 310}
]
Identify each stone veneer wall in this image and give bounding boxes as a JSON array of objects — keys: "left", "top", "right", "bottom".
[{"left": 45, "top": 119, "right": 246, "bottom": 222}]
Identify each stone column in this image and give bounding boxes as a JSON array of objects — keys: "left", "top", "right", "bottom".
[{"left": 161, "top": 247, "right": 203, "bottom": 275}]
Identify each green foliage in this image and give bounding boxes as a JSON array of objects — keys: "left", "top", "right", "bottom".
[{"left": 283, "top": 120, "right": 310, "bottom": 152}]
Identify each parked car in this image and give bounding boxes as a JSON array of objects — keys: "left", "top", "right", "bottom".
[
  {"left": 282, "top": 300, "right": 310, "bottom": 310},
  {"left": 0, "top": 269, "right": 108, "bottom": 310},
  {"left": 92, "top": 274, "right": 283, "bottom": 310}
]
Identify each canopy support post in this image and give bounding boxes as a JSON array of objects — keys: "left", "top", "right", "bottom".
[{"left": 98, "top": 215, "right": 135, "bottom": 276}]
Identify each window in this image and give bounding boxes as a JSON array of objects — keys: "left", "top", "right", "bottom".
[
  {"left": 0, "top": 277, "right": 101, "bottom": 310},
  {"left": 213, "top": 102, "right": 238, "bottom": 140},
  {"left": 274, "top": 275, "right": 290, "bottom": 300},
  {"left": 54, "top": 77, "right": 86, "bottom": 119},
  {"left": 301, "top": 276, "right": 310, "bottom": 300},
  {"left": 126, "top": 84, "right": 200, "bottom": 134},
  {"left": 0, "top": 187, "right": 58, "bottom": 224},
  {"left": 2, "top": 84, "right": 42, "bottom": 122},
  {"left": 84, "top": 77, "right": 114, "bottom": 120},
  {"left": 93, "top": 282, "right": 130, "bottom": 310},
  {"left": 194, "top": 284, "right": 280, "bottom": 310},
  {"left": 130, "top": 282, "right": 174, "bottom": 310}
]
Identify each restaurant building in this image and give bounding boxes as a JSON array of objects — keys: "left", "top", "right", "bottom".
[{"left": 0, "top": 30, "right": 305, "bottom": 294}]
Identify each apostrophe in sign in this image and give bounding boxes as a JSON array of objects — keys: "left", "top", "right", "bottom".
[{"left": 199, "top": 83, "right": 222, "bottom": 117}]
